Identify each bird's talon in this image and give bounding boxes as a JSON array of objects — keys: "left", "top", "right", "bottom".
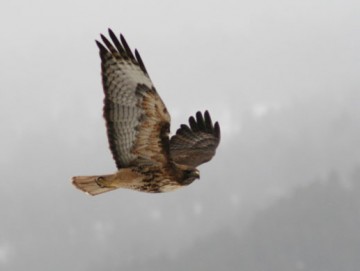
[{"left": 95, "top": 177, "right": 106, "bottom": 188}]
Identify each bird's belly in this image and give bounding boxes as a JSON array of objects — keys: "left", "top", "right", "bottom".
[
  {"left": 158, "top": 182, "right": 182, "bottom": 192},
  {"left": 126, "top": 178, "right": 182, "bottom": 193}
]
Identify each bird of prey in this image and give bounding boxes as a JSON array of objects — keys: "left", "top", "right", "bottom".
[{"left": 72, "top": 29, "right": 220, "bottom": 196}]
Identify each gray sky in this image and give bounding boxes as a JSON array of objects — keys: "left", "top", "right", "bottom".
[
  {"left": 1, "top": 0, "right": 360, "bottom": 269},
  {"left": 1, "top": 0, "right": 359, "bottom": 140}
]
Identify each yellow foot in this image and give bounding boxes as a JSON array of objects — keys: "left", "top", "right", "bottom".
[{"left": 95, "top": 176, "right": 116, "bottom": 188}]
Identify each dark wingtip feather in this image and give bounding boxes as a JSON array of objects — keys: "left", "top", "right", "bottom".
[
  {"left": 95, "top": 40, "right": 107, "bottom": 52},
  {"left": 204, "top": 110, "right": 210, "bottom": 118},
  {"left": 108, "top": 28, "right": 126, "bottom": 56},
  {"left": 120, "top": 34, "right": 135, "bottom": 60},
  {"left": 135, "top": 49, "right": 148, "bottom": 74},
  {"left": 107, "top": 28, "right": 114, "bottom": 35},
  {"left": 95, "top": 40, "right": 109, "bottom": 61},
  {"left": 196, "top": 111, "right": 205, "bottom": 130},
  {"left": 191, "top": 110, "right": 220, "bottom": 140},
  {"left": 180, "top": 124, "right": 192, "bottom": 133},
  {"left": 214, "top": 122, "right": 221, "bottom": 139},
  {"left": 100, "top": 34, "right": 117, "bottom": 53},
  {"left": 100, "top": 34, "right": 108, "bottom": 44},
  {"left": 97, "top": 30, "right": 150, "bottom": 76},
  {"left": 189, "top": 116, "right": 199, "bottom": 131},
  {"left": 204, "top": 110, "right": 214, "bottom": 132},
  {"left": 176, "top": 124, "right": 193, "bottom": 138}
]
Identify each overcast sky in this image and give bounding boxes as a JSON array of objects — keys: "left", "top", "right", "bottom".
[
  {"left": 1, "top": 0, "right": 360, "bottom": 269},
  {"left": 1, "top": 0, "right": 359, "bottom": 141}
]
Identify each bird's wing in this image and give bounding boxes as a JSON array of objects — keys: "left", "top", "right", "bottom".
[
  {"left": 96, "top": 29, "right": 171, "bottom": 169},
  {"left": 169, "top": 111, "right": 220, "bottom": 167}
]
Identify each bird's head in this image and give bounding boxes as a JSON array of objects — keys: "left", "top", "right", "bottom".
[{"left": 181, "top": 168, "right": 200, "bottom": 185}]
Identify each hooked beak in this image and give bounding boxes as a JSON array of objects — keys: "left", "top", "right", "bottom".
[{"left": 191, "top": 169, "right": 200, "bottom": 179}]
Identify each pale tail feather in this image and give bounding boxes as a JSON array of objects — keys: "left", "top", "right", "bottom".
[{"left": 72, "top": 175, "right": 118, "bottom": 196}]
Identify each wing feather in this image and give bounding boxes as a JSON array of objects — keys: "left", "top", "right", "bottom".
[
  {"left": 169, "top": 111, "right": 220, "bottom": 167},
  {"left": 96, "top": 29, "right": 170, "bottom": 169},
  {"left": 108, "top": 29, "right": 126, "bottom": 57}
]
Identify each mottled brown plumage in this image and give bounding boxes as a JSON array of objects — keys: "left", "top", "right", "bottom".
[{"left": 72, "top": 29, "right": 220, "bottom": 195}]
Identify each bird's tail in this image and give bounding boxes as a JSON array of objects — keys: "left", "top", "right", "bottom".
[{"left": 72, "top": 175, "right": 117, "bottom": 196}]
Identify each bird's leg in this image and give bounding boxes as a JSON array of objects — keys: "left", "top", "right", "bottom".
[
  {"left": 95, "top": 168, "right": 144, "bottom": 188},
  {"left": 95, "top": 176, "right": 117, "bottom": 188},
  {"left": 95, "top": 176, "right": 105, "bottom": 188}
]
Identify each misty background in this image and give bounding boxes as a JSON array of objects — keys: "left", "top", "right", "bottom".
[{"left": 1, "top": 0, "right": 360, "bottom": 270}]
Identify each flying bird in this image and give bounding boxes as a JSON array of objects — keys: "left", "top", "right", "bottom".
[{"left": 72, "top": 29, "right": 220, "bottom": 195}]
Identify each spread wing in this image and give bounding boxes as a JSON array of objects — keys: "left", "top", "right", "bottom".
[
  {"left": 96, "top": 29, "right": 171, "bottom": 169},
  {"left": 169, "top": 111, "right": 220, "bottom": 167}
]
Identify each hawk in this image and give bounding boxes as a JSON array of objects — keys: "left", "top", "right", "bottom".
[{"left": 72, "top": 29, "right": 220, "bottom": 195}]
